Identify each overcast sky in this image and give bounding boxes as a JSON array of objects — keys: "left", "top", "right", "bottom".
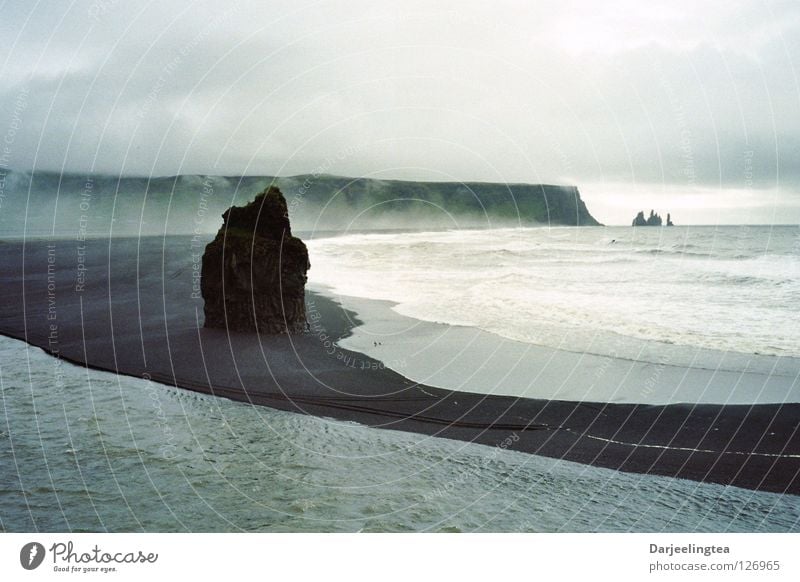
[{"left": 1, "top": 0, "right": 799, "bottom": 223}]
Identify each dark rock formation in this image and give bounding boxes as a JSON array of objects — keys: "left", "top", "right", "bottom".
[
  {"left": 201, "top": 185, "right": 310, "bottom": 333},
  {"left": 632, "top": 209, "right": 672, "bottom": 226}
]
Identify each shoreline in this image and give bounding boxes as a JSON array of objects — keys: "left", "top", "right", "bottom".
[
  {"left": 316, "top": 285, "right": 799, "bottom": 406},
  {"left": 1, "top": 236, "right": 799, "bottom": 495}
]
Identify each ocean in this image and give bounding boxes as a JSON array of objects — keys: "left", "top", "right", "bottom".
[
  {"left": 307, "top": 225, "right": 800, "bottom": 360},
  {"left": 1, "top": 225, "right": 799, "bottom": 532}
]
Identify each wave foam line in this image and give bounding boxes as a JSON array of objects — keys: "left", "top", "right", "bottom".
[{"left": 563, "top": 428, "right": 800, "bottom": 459}]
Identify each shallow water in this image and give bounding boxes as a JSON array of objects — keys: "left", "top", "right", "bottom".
[{"left": 2, "top": 335, "right": 798, "bottom": 532}]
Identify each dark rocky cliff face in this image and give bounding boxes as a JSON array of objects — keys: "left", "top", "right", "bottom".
[{"left": 201, "top": 186, "right": 309, "bottom": 333}]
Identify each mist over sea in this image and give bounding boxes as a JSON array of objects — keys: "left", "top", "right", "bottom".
[{"left": 1, "top": 224, "right": 799, "bottom": 531}]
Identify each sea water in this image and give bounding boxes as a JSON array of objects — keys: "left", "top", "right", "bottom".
[
  {"left": 1, "top": 336, "right": 798, "bottom": 532},
  {"left": 307, "top": 225, "right": 800, "bottom": 361}
]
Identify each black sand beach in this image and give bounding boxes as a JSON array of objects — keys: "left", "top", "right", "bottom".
[{"left": 1, "top": 236, "right": 798, "bottom": 494}]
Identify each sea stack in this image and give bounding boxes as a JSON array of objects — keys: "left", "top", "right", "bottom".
[
  {"left": 201, "top": 185, "right": 310, "bottom": 333},
  {"left": 632, "top": 209, "right": 671, "bottom": 226}
]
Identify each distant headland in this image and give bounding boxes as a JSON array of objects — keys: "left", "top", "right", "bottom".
[{"left": 0, "top": 170, "right": 601, "bottom": 236}]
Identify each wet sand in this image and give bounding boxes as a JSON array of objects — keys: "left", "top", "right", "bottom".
[
  {"left": 1, "top": 236, "right": 798, "bottom": 494},
  {"left": 328, "top": 289, "right": 800, "bottom": 406}
]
